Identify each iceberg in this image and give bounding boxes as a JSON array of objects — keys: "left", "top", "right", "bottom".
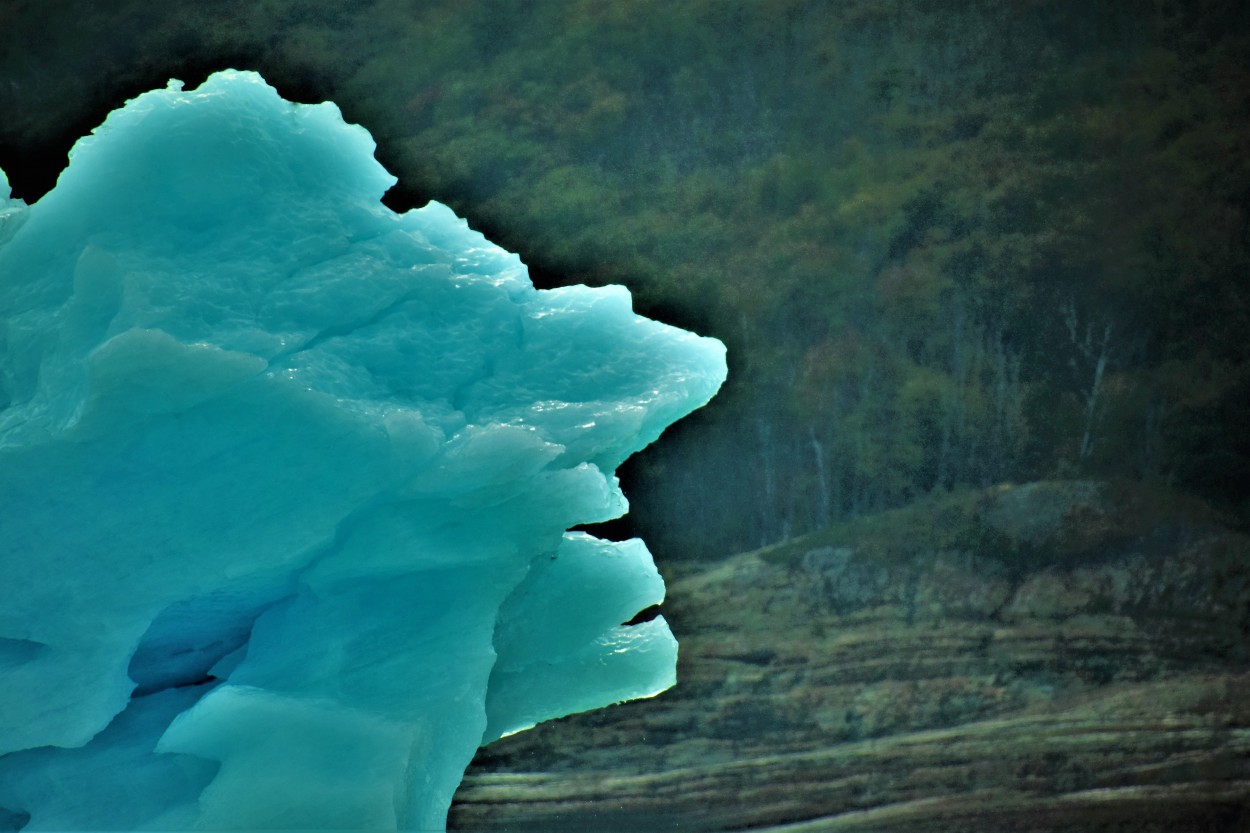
[{"left": 0, "top": 71, "right": 725, "bottom": 831}]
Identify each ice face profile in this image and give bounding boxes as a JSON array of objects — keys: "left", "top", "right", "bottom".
[{"left": 0, "top": 70, "right": 726, "bottom": 831}]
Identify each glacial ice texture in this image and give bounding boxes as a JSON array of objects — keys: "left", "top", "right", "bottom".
[{"left": 0, "top": 71, "right": 726, "bottom": 831}]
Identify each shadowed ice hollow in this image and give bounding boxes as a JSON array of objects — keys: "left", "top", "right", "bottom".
[{"left": 0, "top": 70, "right": 725, "bottom": 831}]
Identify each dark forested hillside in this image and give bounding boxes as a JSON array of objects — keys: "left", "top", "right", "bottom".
[{"left": 3, "top": 0, "right": 1248, "bottom": 559}]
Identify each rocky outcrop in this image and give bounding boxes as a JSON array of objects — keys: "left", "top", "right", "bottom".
[{"left": 450, "top": 480, "right": 1250, "bottom": 831}]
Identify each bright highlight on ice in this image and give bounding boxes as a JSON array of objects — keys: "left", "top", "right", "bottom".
[{"left": 0, "top": 70, "right": 725, "bottom": 831}]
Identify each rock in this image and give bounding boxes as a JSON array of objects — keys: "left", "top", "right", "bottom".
[{"left": 449, "top": 480, "right": 1250, "bottom": 831}]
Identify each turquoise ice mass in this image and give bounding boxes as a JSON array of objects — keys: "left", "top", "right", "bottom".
[{"left": 0, "top": 70, "right": 726, "bottom": 831}]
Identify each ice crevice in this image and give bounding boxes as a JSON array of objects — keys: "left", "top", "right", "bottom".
[{"left": 263, "top": 269, "right": 444, "bottom": 370}]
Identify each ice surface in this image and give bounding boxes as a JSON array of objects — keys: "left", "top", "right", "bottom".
[{"left": 0, "top": 70, "right": 725, "bottom": 831}]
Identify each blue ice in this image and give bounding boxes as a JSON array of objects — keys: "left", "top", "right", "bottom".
[{"left": 0, "top": 70, "right": 725, "bottom": 831}]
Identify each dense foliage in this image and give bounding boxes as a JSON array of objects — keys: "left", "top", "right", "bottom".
[{"left": 3, "top": 0, "right": 1248, "bottom": 558}]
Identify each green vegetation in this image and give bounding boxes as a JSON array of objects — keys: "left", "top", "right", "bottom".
[
  {"left": 756, "top": 486, "right": 1004, "bottom": 570},
  {"left": 757, "top": 478, "right": 1234, "bottom": 573},
  {"left": 3, "top": 0, "right": 1248, "bottom": 558}
]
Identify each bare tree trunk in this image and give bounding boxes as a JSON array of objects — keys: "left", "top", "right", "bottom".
[
  {"left": 1079, "top": 325, "right": 1111, "bottom": 461},
  {"left": 757, "top": 417, "right": 777, "bottom": 547},
  {"left": 989, "top": 325, "right": 1023, "bottom": 482},
  {"left": 937, "top": 303, "right": 961, "bottom": 488},
  {"left": 809, "top": 424, "right": 830, "bottom": 528},
  {"left": 1063, "top": 298, "right": 1114, "bottom": 464},
  {"left": 964, "top": 322, "right": 984, "bottom": 484}
]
